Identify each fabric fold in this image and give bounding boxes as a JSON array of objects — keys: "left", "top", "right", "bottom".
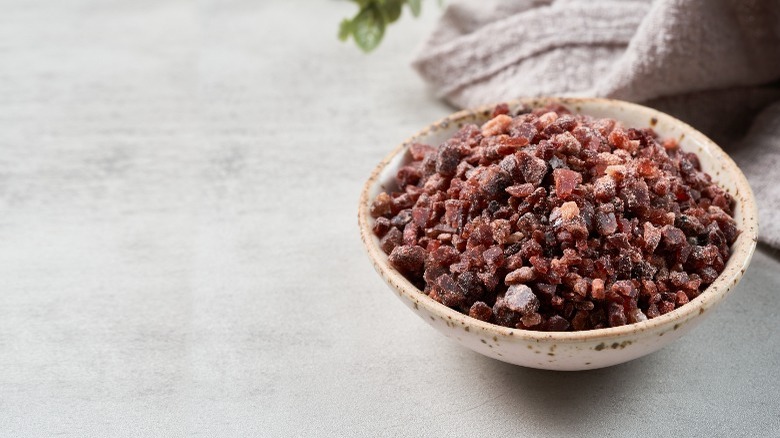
[{"left": 413, "top": 1, "right": 650, "bottom": 97}]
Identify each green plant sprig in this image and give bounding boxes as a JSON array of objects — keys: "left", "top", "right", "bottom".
[{"left": 338, "top": 0, "right": 422, "bottom": 52}]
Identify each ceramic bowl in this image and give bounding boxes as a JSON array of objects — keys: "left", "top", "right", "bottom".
[{"left": 358, "top": 97, "right": 758, "bottom": 371}]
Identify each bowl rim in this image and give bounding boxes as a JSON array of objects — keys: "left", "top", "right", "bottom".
[{"left": 358, "top": 96, "right": 758, "bottom": 343}]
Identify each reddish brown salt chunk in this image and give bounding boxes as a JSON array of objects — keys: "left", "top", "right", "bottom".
[
  {"left": 687, "top": 245, "right": 720, "bottom": 270},
  {"left": 422, "top": 173, "right": 448, "bottom": 195},
  {"left": 372, "top": 217, "right": 391, "bottom": 237},
  {"left": 653, "top": 178, "right": 670, "bottom": 195},
  {"left": 505, "top": 266, "right": 535, "bottom": 284},
  {"left": 658, "top": 300, "right": 675, "bottom": 314},
  {"left": 457, "top": 271, "right": 484, "bottom": 299},
  {"left": 524, "top": 187, "right": 547, "bottom": 207},
  {"left": 608, "top": 129, "right": 629, "bottom": 150},
  {"left": 592, "top": 118, "right": 617, "bottom": 136},
  {"left": 545, "top": 315, "right": 570, "bottom": 331},
  {"left": 646, "top": 303, "right": 660, "bottom": 318},
  {"left": 388, "top": 245, "right": 425, "bottom": 276},
  {"left": 572, "top": 310, "right": 590, "bottom": 330},
  {"left": 396, "top": 165, "right": 421, "bottom": 188},
  {"left": 478, "top": 165, "right": 512, "bottom": 198},
  {"left": 553, "top": 115, "right": 578, "bottom": 132},
  {"left": 489, "top": 219, "right": 511, "bottom": 245},
  {"left": 596, "top": 209, "right": 618, "bottom": 236},
  {"left": 521, "top": 312, "right": 543, "bottom": 328},
  {"left": 434, "top": 273, "right": 463, "bottom": 307},
  {"left": 517, "top": 152, "right": 548, "bottom": 186},
  {"left": 504, "top": 253, "right": 524, "bottom": 270},
  {"left": 406, "top": 185, "right": 423, "bottom": 199},
  {"left": 427, "top": 245, "right": 460, "bottom": 268},
  {"left": 409, "top": 143, "right": 436, "bottom": 160},
  {"left": 403, "top": 222, "right": 419, "bottom": 246},
  {"left": 635, "top": 158, "right": 659, "bottom": 178},
  {"left": 482, "top": 114, "right": 513, "bottom": 137},
  {"left": 483, "top": 246, "right": 505, "bottom": 269},
  {"left": 532, "top": 284, "right": 555, "bottom": 305},
  {"left": 529, "top": 255, "right": 550, "bottom": 275},
  {"left": 436, "top": 142, "right": 461, "bottom": 176},
  {"left": 604, "top": 165, "right": 628, "bottom": 181},
  {"left": 555, "top": 202, "right": 588, "bottom": 239},
  {"left": 391, "top": 193, "right": 415, "bottom": 214},
  {"left": 612, "top": 280, "right": 637, "bottom": 298},
  {"left": 380, "top": 227, "right": 403, "bottom": 255},
  {"left": 492, "top": 103, "right": 510, "bottom": 117},
  {"left": 482, "top": 136, "right": 522, "bottom": 160},
  {"left": 443, "top": 199, "right": 468, "bottom": 230},
  {"left": 661, "top": 225, "right": 687, "bottom": 249},
  {"left": 683, "top": 274, "right": 701, "bottom": 295},
  {"left": 560, "top": 201, "right": 580, "bottom": 221},
  {"left": 591, "top": 279, "right": 605, "bottom": 300},
  {"left": 499, "top": 154, "right": 521, "bottom": 180},
  {"left": 552, "top": 132, "right": 581, "bottom": 155},
  {"left": 506, "top": 183, "right": 535, "bottom": 198},
  {"left": 608, "top": 129, "right": 640, "bottom": 153},
  {"left": 390, "top": 209, "right": 412, "bottom": 229},
  {"left": 537, "top": 111, "right": 559, "bottom": 129},
  {"left": 478, "top": 271, "right": 500, "bottom": 291},
  {"left": 410, "top": 207, "right": 429, "bottom": 229},
  {"left": 593, "top": 176, "right": 616, "bottom": 201},
  {"left": 708, "top": 206, "right": 739, "bottom": 243},
  {"left": 509, "top": 121, "right": 538, "bottom": 142},
  {"left": 553, "top": 169, "right": 582, "bottom": 199},
  {"left": 699, "top": 267, "right": 719, "bottom": 284},
  {"left": 643, "top": 222, "right": 662, "bottom": 253},
  {"left": 492, "top": 297, "right": 520, "bottom": 327},
  {"left": 573, "top": 278, "right": 588, "bottom": 297},
  {"left": 504, "top": 284, "right": 540, "bottom": 315},
  {"left": 466, "top": 222, "right": 493, "bottom": 249},
  {"left": 370, "top": 192, "right": 392, "bottom": 218},
  {"left": 620, "top": 179, "right": 650, "bottom": 212},
  {"left": 608, "top": 302, "right": 627, "bottom": 327},
  {"left": 451, "top": 124, "right": 481, "bottom": 144},
  {"left": 469, "top": 301, "right": 493, "bottom": 321}
]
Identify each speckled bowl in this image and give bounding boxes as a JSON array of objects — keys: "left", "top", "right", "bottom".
[{"left": 358, "top": 97, "right": 758, "bottom": 371}]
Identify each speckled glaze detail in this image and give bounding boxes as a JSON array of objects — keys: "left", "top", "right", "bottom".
[{"left": 358, "top": 97, "right": 758, "bottom": 371}]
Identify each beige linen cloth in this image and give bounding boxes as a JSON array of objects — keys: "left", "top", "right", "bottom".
[{"left": 412, "top": 0, "right": 780, "bottom": 247}]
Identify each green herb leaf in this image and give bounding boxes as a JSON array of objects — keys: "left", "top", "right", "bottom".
[
  {"left": 382, "top": 0, "right": 403, "bottom": 24},
  {"left": 408, "top": 0, "right": 422, "bottom": 17},
  {"left": 339, "top": 0, "right": 433, "bottom": 52},
  {"left": 338, "top": 18, "right": 353, "bottom": 42},
  {"left": 353, "top": 6, "right": 386, "bottom": 52}
]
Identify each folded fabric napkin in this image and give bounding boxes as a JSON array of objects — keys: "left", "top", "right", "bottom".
[{"left": 412, "top": 0, "right": 780, "bottom": 248}]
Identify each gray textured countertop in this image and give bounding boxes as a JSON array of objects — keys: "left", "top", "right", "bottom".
[{"left": 1, "top": 1, "right": 778, "bottom": 436}]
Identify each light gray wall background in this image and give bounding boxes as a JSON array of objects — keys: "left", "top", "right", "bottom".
[{"left": 0, "top": 1, "right": 778, "bottom": 436}]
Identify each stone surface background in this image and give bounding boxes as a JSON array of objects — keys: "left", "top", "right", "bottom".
[{"left": 0, "top": 1, "right": 778, "bottom": 436}]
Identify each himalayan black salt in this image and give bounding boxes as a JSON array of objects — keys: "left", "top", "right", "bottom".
[{"left": 370, "top": 104, "right": 739, "bottom": 331}]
